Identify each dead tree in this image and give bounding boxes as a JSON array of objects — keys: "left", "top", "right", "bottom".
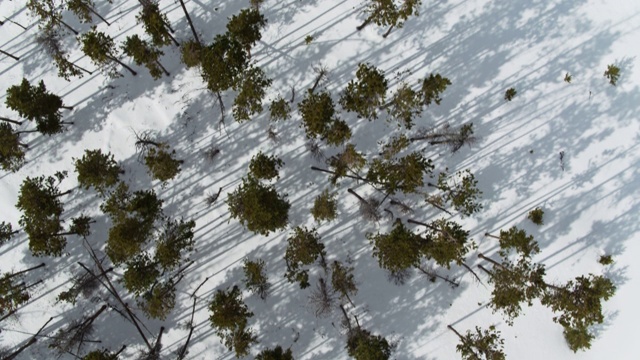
[
  {"left": 309, "top": 278, "right": 337, "bottom": 318},
  {"left": 50, "top": 305, "right": 107, "bottom": 356},
  {"left": 4, "top": 317, "right": 54, "bottom": 360}
]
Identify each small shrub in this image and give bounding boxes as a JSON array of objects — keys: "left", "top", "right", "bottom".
[
  {"left": 242, "top": 258, "right": 270, "bottom": 300},
  {"left": 598, "top": 255, "right": 613, "bottom": 266},
  {"left": 304, "top": 35, "right": 314, "bottom": 45},
  {"left": 504, "top": 88, "right": 517, "bottom": 101},
  {"left": 604, "top": 64, "right": 620, "bottom": 86},
  {"left": 527, "top": 207, "right": 544, "bottom": 225},
  {"left": 564, "top": 73, "right": 572, "bottom": 83}
]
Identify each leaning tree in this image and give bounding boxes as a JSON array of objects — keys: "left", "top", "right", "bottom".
[
  {"left": 284, "top": 226, "right": 326, "bottom": 289},
  {"left": 79, "top": 28, "right": 137, "bottom": 76},
  {"left": 122, "top": 35, "right": 170, "bottom": 79},
  {"left": 137, "top": 0, "right": 179, "bottom": 47},
  {"left": 0, "top": 123, "right": 28, "bottom": 172}
]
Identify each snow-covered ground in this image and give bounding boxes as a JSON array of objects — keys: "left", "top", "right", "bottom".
[{"left": 1, "top": 0, "right": 639, "bottom": 359}]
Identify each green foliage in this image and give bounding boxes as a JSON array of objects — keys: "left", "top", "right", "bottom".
[
  {"left": 485, "top": 257, "right": 547, "bottom": 325},
  {"left": 304, "top": 35, "right": 314, "bottom": 45},
  {"left": 233, "top": 66, "right": 273, "bottom": 122},
  {"left": 339, "top": 63, "right": 388, "bottom": 120},
  {"left": 562, "top": 324, "right": 593, "bottom": 353},
  {"left": 242, "top": 258, "right": 270, "bottom": 300},
  {"left": 79, "top": 28, "right": 118, "bottom": 69},
  {"left": 284, "top": 226, "right": 326, "bottom": 289},
  {"left": 74, "top": 149, "right": 123, "bottom": 195},
  {"left": 360, "top": 0, "right": 421, "bottom": 32},
  {"left": 504, "top": 87, "right": 517, "bottom": 101},
  {"left": 201, "top": 34, "right": 248, "bottom": 93},
  {"left": 434, "top": 169, "right": 482, "bottom": 216},
  {"left": 27, "top": 0, "right": 66, "bottom": 30},
  {"left": 311, "top": 189, "right": 338, "bottom": 222},
  {"left": 209, "top": 285, "right": 257, "bottom": 357},
  {"left": 331, "top": 261, "right": 358, "bottom": 303},
  {"left": 256, "top": 345, "right": 294, "bottom": 360},
  {"left": 0, "top": 273, "right": 31, "bottom": 316},
  {"left": 421, "top": 73, "right": 451, "bottom": 106},
  {"left": 122, "top": 35, "right": 166, "bottom": 79},
  {"left": 527, "top": 207, "right": 544, "bottom": 225},
  {"left": 5, "top": 78, "right": 66, "bottom": 135},
  {"left": 385, "top": 82, "right": 422, "bottom": 129},
  {"left": 180, "top": 38, "right": 202, "bottom": 68},
  {"left": 227, "top": 176, "right": 290, "bottom": 236},
  {"left": 604, "top": 64, "right": 620, "bottom": 86},
  {"left": 36, "top": 27, "right": 83, "bottom": 81},
  {"left": 226, "top": 8, "right": 266, "bottom": 53},
  {"left": 0, "top": 123, "right": 26, "bottom": 172},
  {"left": 16, "top": 171, "right": 69, "bottom": 256},
  {"left": 154, "top": 218, "right": 196, "bottom": 271},
  {"left": 424, "top": 218, "right": 472, "bottom": 268},
  {"left": 299, "top": 90, "right": 351, "bottom": 146},
  {"left": 346, "top": 328, "right": 392, "bottom": 360},
  {"left": 136, "top": 1, "right": 175, "bottom": 47},
  {"left": 327, "top": 144, "right": 366, "bottom": 184},
  {"left": 139, "top": 280, "right": 177, "bottom": 320},
  {"left": 102, "top": 183, "right": 163, "bottom": 264},
  {"left": 454, "top": 325, "right": 506, "bottom": 360},
  {"left": 70, "top": 215, "right": 93, "bottom": 237},
  {"left": 82, "top": 349, "right": 119, "bottom": 360},
  {"left": 66, "top": 0, "right": 96, "bottom": 23},
  {"left": 122, "top": 254, "right": 160, "bottom": 295},
  {"left": 598, "top": 254, "right": 613, "bottom": 266},
  {"left": 367, "top": 151, "right": 433, "bottom": 195},
  {"left": 368, "top": 220, "right": 426, "bottom": 275},
  {"left": 564, "top": 72, "right": 572, "bottom": 83},
  {"left": 496, "top": 226, "right": 539, "bottom": 259},
  {"left": 380, "top": 134, "right": 410, "bottom": 160},
  {"left": 249, "top": 152, "right": 283, "bottom": 180},
  {"left": 0, "top": 222, "right": 17, "bottom": 246},
  {"left": 269, "top": 96, "right": 292, "bottom": 121},
  {"left": 144, "top": 144, "right": 183, "bottom": 184}
]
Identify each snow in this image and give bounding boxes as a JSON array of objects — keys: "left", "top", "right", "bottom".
[{"left": 1, "top": 0, "right": 639, "bottom": 359}]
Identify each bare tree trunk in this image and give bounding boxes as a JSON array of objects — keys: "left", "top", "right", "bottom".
[
  {"left": 339, "top": 304, "right": 352, "bottom": 331},
  {"left": 60, "top": 105, "right": 74, "bottom": 110},
  {"left": 447, "top": 324, "right": 464, "bottom": 340},
  {"left": 167, "top": 31, "right": 180, "bottom": 47},
  {"left": 178, "top": 0, "right": 200, "bottom": 45},
  {"left": 156, "top": 60, "right": 170, "bottom": 76},
  {"left": 407, "top": 218, "right": 438, "bottom": 232},
  {"left": 356, "top": 15, "right": 373, "bottom": 31},
  {"left": 484, "top": 232, "right": 501, "bottom": 240},
  {"left": 86, "top": 6, "right": 111, "bottom": 26},
  {"left": 477, "top": 253, "right": 504, "bottom": 269},
  {"left": 0, "top": 48, "right": 20, "bottom": 61},
  {"left": 107, "top": 55, "right": 137, "bottom": 76},
  {"left": 4, "top": 317, "right": 54, "bottom": 360},
  {"left": 191, "top": 276, "right": 210, "bottom": 298},
  {"left": 417, "top": 266, "right": 459, "bottom": 287},
  {"left": 71, "top": 62, "right": 93, "bottom": 75},
  {"left": 59, "top": 20, "right": 79, "bottom": 35},
  {"left": 382, "top": 24, "right": 394, "bottom": 38},
  {"left": 311, "top": 166, "right": 365, "bottom": 181},
  {"left": 4, "top": 263, "right": 45, "bottom": 281},
  {"left": 347, "top": 188, "right": 367, "bottom": 203},
  {"left": 461, "top": 263, "right": 482, "bottom": 284},
  {"left": 177, "top": 298, "right": 196, "bottom": 360},
  {"left": 0, "top": 117, "right": 22, "bottom": 125}
]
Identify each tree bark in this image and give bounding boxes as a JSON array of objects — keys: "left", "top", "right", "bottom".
[
  {"left": 178, "top": 0, "right": 200, "bottom": 45},
  {"left": 177, "top": 298, "right": 196, "bottom": 359},
  {"left": 356, "top": 15, "right": 373, "bottom": 31},
  {"left": 382, "top": 24, "right": 394, "bottom": 38},
  {"left": 347, "top": 188, "right": 367, "bottom": 203},
  {"left": 60, "top": 105, "right": 74, "bottom": 110},
  {"left": 87, "top": 6, "right": 111, "bottom": 26},
  {"left": 0, "top": 48, "right": 20, "bottom": 61},
  {"left": 135, "top": 139, "right": 162, "bottom": 148},
  {"left": 191, "top": 276, "right": 210, "bottom": 298},
  {"left": 155, "top": 60, "right": 170, "bottom": 76},
  {"left": 56, "top": 189, "right": 73, "bottom": 197},
  {"left": 59, "top": 20, "right": 79, "bottom": 35},
  {"left": 447, "top": 325, "right": 465, "bottom": 340},
  {"left": 108, "top": 56, "right": 137, "bottom": 76},
  {"left": 484, "top": 232, "right": 501, "bottom": 240},
  {"left": 461, "top": 262, "right": 483, "bottom": 284},
  {"left": 167, "top": 31, "right": 180, "bottom": 47},
  {"left": 311, "top": 166, "right": 365, "bottom": 181},
  {"left": 5, "top": 263, "right": 46, "bottom": 281},
  {"left": 0, "top": 117, "right": 22, "bottom": 125},
  {"left": 407, "top": 218, "right": 438, "bottom": 232},
  {"left": 477, "top": 253, "right": 505, "bottom": 269},
  {"left": 339, "top": 304, "right": 352, "bottom": 331}
]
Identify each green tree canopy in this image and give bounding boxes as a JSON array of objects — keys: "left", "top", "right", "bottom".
[
  {"left": 449, "top": 325, "right": 506, "bottom": 360},
  {"left": 367, "top": 151, "right": 433, "bottom": 195},
  {"left": 5, "top": 78, "right": 70, "bottom": 135},
  {"left": 299, "top": 90, "right": 351, "bottom": 146},
  {"left": 122, "top": 35, "right": 169, "bottom": 79},
  {"left": 227, "top": 175, "right": 290, "bottom": 236},
  {"left": 284, "top": 226, "right": 326, "bottom": 289},
  {"left": 242, "top": 258, "right": 270, "bottom": 300},
  {"left": 248, "top": 151, "right": 283, "bottom": 180},
  {"left": 346, "top": 328, "right": 392, "bottom": 360},
  {"left": 339, "top": 63, "right": 388, "bottom": 120},
  {"left": 311, "top": 189, "right": 338, "bottom": 222},
  {"left": 232, "top": 66, "right": 272, "bottom": 122},
  {"left": 0, "top": 123, "right": 27, "bottom": 172},
  {"left": 201, "top": 34, "right": 248, "bottom": 93},
  {"left": 136, "top": 0, "right": 178, "bottom": 47},
  {"left": 368, "top": 220, "right": 427, "bottom": 275},
  {"left": 226, "top": 8, "right": 267, "bottom": 56},
  {"left": 74, "top": 149, "right": 123, "bottom": 195},
  {"left": 256, "top": 345, "right": 294, "bottom": 360},
  {"left": 421, "top": 73, "right": 451, "bottom": 106},
  {"left": 209, "top": 285, "right": 257, "bottom": 357},
  {"left": 431, "top": 169, "right": 483, "bottom": 216}
]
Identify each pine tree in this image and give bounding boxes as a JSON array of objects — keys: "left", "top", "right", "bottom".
[
  {"left": 0, "top": 123, "right": 27, "bottom": 172},
  {"left": 346, "top": 327, "right": 392, "bottom": 360},
  {"left": 410, "top": 123, "right": 476, "bottom": 154},
  {"left": 417, "top": 218, "right": 472, "bottom": 269},
  {"left": 256, "top": 346, "right": 294, "bottom": 360},
  {"left": 448, "top": 325, "right": 506, "bottom": 360},
  {"left": 27, "top": 0, "right": 78, "bottom": 34},
  {"left": 122, "top": 35, "right": 169, "bottom": 79},
  {"left": 122, "top": 254, "right": 160, "bottom": 295},
  {"left": 284, "top": 226, "right": 326, "bottom": 289},
  {"left": 137, "top": 0, "right": 179, "bottom": 47},
  {"left": 201, "top": 34, "right": 248, "bottom": 93},
  {"left": 80, "top": 28, "right": 138, "bottom": 76},
  {"left": 66, "top": 0, "right": 111, "bottom": 25},
  {"left": 269, "top": 96, "right": 292, "bottom": 121},
  {"left": 5, "top": 78, "right": 73, "bottom": 135},
  {"left": 504, "top": 88, "right": 517, "bottom": 101},
  {"left": 429, "top": 169, "right": 483, "bottom": 216},
  {"left": 154, "top": 218, "right": 196, "bottom": 271},
  {"left": 478, "top": 254, "right": 547, "bottom": 325},
  {"left": 541, "top": 274, "right": 616, "bottom": 351},
  {"left": 325, "top": 119, "right": 352, "bottom": 146},
  {"left": 177, "top": 0, "right": 200, "bottom": 45},
  {"left": 37, "top": 27, "right": 91, "bottom": 80},
  {"left": 242, "top": 258, "right": 270, "bottom": 300},
  {"left": 527, "top": 207, "right": 544, "bottom": 225},
  {"left": 311, "top": 189, "right": 338, "bottom": 222},
  {"left": 0, "top": 222, "right": 19, "bottom": 246},
  {"left": 327, "top": 143, "right": 366, "bottom": 184},
  {"left": 604, "top": 64, "right": 620, "bottom": 86},
  {"left": 16, "top": 171, "right": 74, "bottom": 256},
  {"left": 331, "top": 261, "right": 357, "bottom": 306},
  {"left": 356, "top": 0, "right": 397, "bottom": 31},
  {"left": 380, "top": 134, "right": 410, "bottom": 160},
  {"left": 180, "top": 38, "right": 202, "bottom": 68},
  {"left": 421, "top": 73, "right": 451, "bottom": 106},
  {"left": 139, "top": 279, "right": 178, "bottom": 320},
  {"left": 82, "top": 347, "right": 125, "bottom": 360},
  {"left": 226, "top": 8, "right": 266, "bottom": 58},
  {"left": 74, "top": 149, "right": 123, "bottom": 195},
  {"left": 249, "top": 151, "right": 283, "bottom": 180},
  {"left": 339, "top": 63, "right": 388, "bottom": 120},
  {"left": 382, "top": 82, "right": 423, "bottom": 129},
  {"left": 227, "top": 175, "right": 290, "bottom": 236},
  {"left": 367, "top": 151, "right": 434, "bottom": 195},
  {"left": 485, "top": 226, "right": 539, "bottom": 259},
  {"left": 299, "top": 90, "right": 341, "bottom": 141},
  {"left": 308, "top": 277, "right": 336, "bottom": 318},
  {"left": 208, "top": 285, "right": 257, "bottom": 358},
  {"left": 232, "top": 66, "right": 272, "bottom": 122},
  {"left": 136, "top": 141, "right": 183, "bottom": 184},
  {"left": 49, "top": 304, "right": 108, "bottom": 356},
  {"left": 368, "top": 220, "right": 427, "bottom": 276},
  {"left": 0, "top": 263, "right": 45, "bottom": 316}
]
